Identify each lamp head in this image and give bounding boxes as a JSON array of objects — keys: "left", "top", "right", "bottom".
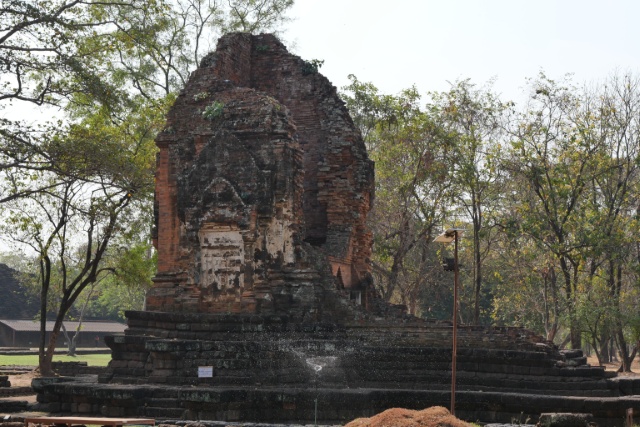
[{"left": 433, "top": 228, "right": 465, "bottom": 243}]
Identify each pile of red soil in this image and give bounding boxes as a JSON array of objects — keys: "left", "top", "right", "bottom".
[{"left": 344, "top": 406, "right": 473, "bottom": 427}]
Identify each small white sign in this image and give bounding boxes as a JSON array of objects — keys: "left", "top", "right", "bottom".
[{"left": 198, "top": 366, "right": 213, "bottom": 378}]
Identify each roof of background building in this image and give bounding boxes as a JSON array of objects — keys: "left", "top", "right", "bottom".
[{"left": 0, "top": 319, "right": 126, "bottom": 333}]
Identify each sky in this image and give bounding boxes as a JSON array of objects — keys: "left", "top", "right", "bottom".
[
  {"left": 3, "top": 2, "right": 640, "bottom": 241},
  {"left": 284, "top": 0, "right": 640, "bottom": 102}
]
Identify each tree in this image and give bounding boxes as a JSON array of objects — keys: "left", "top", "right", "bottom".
[
  {"left": 493, "top": 239, "right": 566, "bottom": 342},
  {"left": 0, "top": 0, "right": 167, "bottom": 204},
  {"left": 1, "top": 0, "right": 122, "bottom": 107},
  {"left": 0, "top": 94, "right": 160, "bottom": 375},
  {"left": 500, "top": 72, "right": 640, "bottom": 357},
  {"left": 342, "top": 76, "right": 456, "bottom": 314},
  {"left": 223, "top": 0, "right": 293, "bottom": 34},
  {"left": 504, "top": 74, "right": 608, "bottom": 349},
  {"left": 580, "top": 74, "right": 640, "bottom": 370},
  {"left": 430, "top": 80, "right": 508, "bottom": 324},
  {"left": 60, "top": 280, "right": 99, "bottom": 355},
  {"left": 90, "top": 240, "right": 157, "bottom": 321},
  {"left": 94, "top": 0, "right": 294, "bottom": 100}
]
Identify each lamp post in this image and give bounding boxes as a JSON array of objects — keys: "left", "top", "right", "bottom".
[{"left": 434, "top": 228, "right": 464, "bottom": 416}]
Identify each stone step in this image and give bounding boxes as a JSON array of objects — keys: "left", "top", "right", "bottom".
[
  {"left": 560, "top": 349, "right": 584, "bottom": 359},
  {"left": 0, "top": 386, "right": 34, "bottom": 397},
  {"left": 0, "top": 399, "right": 30, "bottom": 413},
  {"left": 0, "top": 367, "right": 35, "bottom": 376},
  {"left": 139, "top": 406, "right": 185, "bottom": 418}
]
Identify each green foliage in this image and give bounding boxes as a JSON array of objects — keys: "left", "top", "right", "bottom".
[
  {"left": 222, "top": 0, "right": 294, "bottom": 34},
  {"left": 343, "top": 71, "right": 640, "bottom": 362},
  {"left": 341, "top": 75, "right": 457, "bottom": 315},
  {"left": 202, "top": 101, "right": 225, "bottom": 120},
  {"left": 428, "top": 79, "right": 509, "bottom": 324},
  {"left": 301, "top": 59, "right": 325, "bottom": 75},
  {"left": 92, "top": 241, "right": 157, "bottom": 321}
]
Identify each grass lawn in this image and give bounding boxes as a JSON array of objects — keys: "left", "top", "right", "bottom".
[{"left": 0, "top": 353, "right": 111, "bottom": 367}]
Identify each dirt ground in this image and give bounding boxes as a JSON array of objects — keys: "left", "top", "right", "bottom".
[
  {"left": 586, "top": 354, "right": 640, "bottom": 375},
  {"left": 7, "top": 370, "right": 37, "bottom": 388},
  {"left": 3, "top": 370, "right": 38, "bottom": 403}
]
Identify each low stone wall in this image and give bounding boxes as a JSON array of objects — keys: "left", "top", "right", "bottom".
[
  {"left": 51, "top": 361, "right": 107, "bottom": 376},
  {"left": 0, "top": 375, "right": 9, "bottom": 387},
  {"left": 0, "top": 386, "right": 33, "bottom": 397},
  {"left": 0, "top": 400, "right": 29, "bottom": 413},
  {"left": 0, "top": 366, "right": 35, "bottom": 376}
]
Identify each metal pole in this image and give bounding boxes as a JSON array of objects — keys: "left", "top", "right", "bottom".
[
  {"left": 314, "top": 371, "right": 318, "bottom": 426},
  {"left": 451, "top": 230, "right": 459, "bottom": 416}
]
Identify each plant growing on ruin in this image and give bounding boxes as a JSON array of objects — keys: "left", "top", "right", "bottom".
[
  {"left": 202, "top": 101, "right": 225, "bottom": 120},
  {"left": 301, "top": 59, "right": 324, "bottom": 75},
  {"left": 193, "top": 92, "right": 209, "bottom": 101}
]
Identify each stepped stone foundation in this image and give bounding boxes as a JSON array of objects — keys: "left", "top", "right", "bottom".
[{"left": 33, "top": 33, "right": 640, "bottom": 426}]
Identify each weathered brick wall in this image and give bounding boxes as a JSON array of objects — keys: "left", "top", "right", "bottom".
[
  {"left": 149, "top": 79, "right": 306, "bottom": 313},
  {"left": 149, "top": 33, "right": 375, "bottom": 316},
  {"left": 208, "top": 33, "right": 375, "bottom": 287}
]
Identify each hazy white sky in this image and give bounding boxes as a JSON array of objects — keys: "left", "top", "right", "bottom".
[{"left": 285, "top": 0, "right": 640, "bottom": 101}]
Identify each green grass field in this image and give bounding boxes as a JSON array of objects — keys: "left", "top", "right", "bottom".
[{"left": 0, "top": 353, "right": 111, "bottom": 367}]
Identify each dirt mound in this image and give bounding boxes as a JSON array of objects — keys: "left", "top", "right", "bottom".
[{"left": 344, "top": 406, "right": 473, "bottom": 427}]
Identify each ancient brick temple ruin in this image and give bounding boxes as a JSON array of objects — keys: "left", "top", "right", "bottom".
[
  {"left": 33, "top": 34, "right": 640, "bottom": 426},
  {"left": 148, "top": 32, "right": 374, "bottom": 316}
]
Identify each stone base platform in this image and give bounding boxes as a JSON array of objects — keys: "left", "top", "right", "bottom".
[
  {"left": 32, "top": 377, "right": 640, "bottom": 426},
  {"left": 31, "top": 311, "right": 640, "bottom": 426}
]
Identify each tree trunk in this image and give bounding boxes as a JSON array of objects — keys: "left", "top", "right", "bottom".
[
  {"left": 569, "top": 325, "right": 581, "bottom": 350},
  {"left": 41, "top": 302, "right": 72, "bottom": 377},
  {"left": 542, "top": 267, "right": 560, "bottom": 342},
  {"left": 559, "top": 256, "right": 581, "bottom": 349},
  {"left": 69, "top": 332, "right": 79, "bottom": 356},
  {"left": 473, "top": 237, "right": 481, "bottom": 325},
  {"left": 61, "top": 324, "right": 76, "bottom": 357},
  {"left": 472, "top": 197, "right": 482, "bottom": 325},
  {"left": 41, "top": 329, "right": 59, "bottom": 377},
  {"left": 558, "top": 334, "right": 571, "bottom": 350},
  {"left": 38, "top": 270, "right": 52, "bottom": 376},
  {"left": 615, "top": 327, "right": 633, "bottom": 372},
  {"left": 598, "top": 335, "right": 610, "bottom": 363},
  {"left": 590, "top": 337, "right": 603, "bottom": 366},
  {"left": 65, "top": 283, "right": 96, "bottom": 357}
]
